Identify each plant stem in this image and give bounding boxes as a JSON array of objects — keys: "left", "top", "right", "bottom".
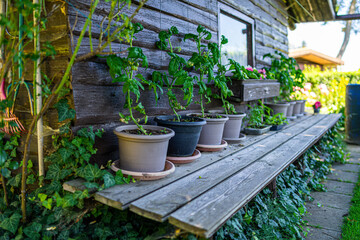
[
  {"left": 1, "top": 172, "right": 8, "bottom": 207},
  {"left": 55, "top": 0, "right": 99, "bottom": 95}
]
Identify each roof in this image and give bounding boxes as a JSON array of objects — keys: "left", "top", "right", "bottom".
[
  {"left": 286, "top": 0, "right": 336, "bottom": 29},
  {"left": 289, "top": 47, "right": 344, "bottom": 66}
]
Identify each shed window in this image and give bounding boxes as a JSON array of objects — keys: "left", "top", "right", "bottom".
[{"left": 219, "top": 7, "right": 254, "bottom": 66}]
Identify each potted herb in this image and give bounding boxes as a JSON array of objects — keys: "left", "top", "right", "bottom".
[
  {"left": 152, "top": 26, "right": 206, "bottom": 158},
  {"left": 264, "top": 111, "right": 288, "bottom": 131},
  {"left": 185, "top": 25, "right": 228, "bottom": 146},
  {"left": 107, "top": 23, "right": 174, "bottom": 172},
  {"left": 209, "top": 36, "right": 246, "bottom": 141},
  {"left": 244, "top": 100, "right": 271, "bottom": 135}
]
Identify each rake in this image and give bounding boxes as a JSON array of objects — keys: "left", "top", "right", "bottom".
[{"left": 0, "top": 80, "right": 26, "bottom": 135}]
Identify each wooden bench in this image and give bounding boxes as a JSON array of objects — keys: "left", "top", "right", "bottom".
[{"left": 64, "top": 113, "right": 341, "bottom": 238}]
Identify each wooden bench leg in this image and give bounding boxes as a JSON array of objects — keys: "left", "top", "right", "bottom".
[{"left": 268, "top": 178, "right": 277, "bottom": 199}]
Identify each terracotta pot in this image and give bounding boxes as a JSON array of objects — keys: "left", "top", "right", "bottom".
[
  {"left": 222, "top": 113, "right": 247, "bottom": 139},
  {"left": 286, "top": 101, "right": 296, "bottom": 117},
  {"left": 265, "top": 102, "right": 290, "bottom": 116},
  {"left": 188, "top": 113, "right": 229, "bottom": 145},
  {"left": 154, "top": 115, "right": 206, "bottom": 157},
  {"left": 114, "top": 125, "right": 174, "bottom": 172},
  {"left": 293, "top": 100, "right": 303, "bottom": 116}
]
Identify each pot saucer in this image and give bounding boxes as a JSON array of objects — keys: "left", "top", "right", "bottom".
[
  {"left": 196, "top": 140, "right": 228, "bottom": 152},
  {"left": 111, "top": 160, "right": 175, "bottom": 181},
  {"left": 287, "top": 116, "right": 297, "bottom": 121},
  {"left": 223, "top": 134, "right": 246, "bottom": 144},
  {"left": 166, "top": 149, "right": 201, "bottom": 164}
]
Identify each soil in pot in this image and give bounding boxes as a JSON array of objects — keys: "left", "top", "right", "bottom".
[
  {"left": 187, "top": 113, "right": 229, "bottom": 145},
  {"left": 265, "top": 102, "right": 290, "bottom": 116},
  {"left": 154, "top": 115, "right": 206, "bottom": 157},
  {"left": 114, "top": 125, "right": 175, "bottom": 172}
]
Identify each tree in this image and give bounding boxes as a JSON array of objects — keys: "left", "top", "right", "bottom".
[{"left": 337, "top": 0, "right": 358, "bottom": 59}]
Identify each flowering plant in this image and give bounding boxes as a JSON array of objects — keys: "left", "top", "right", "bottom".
[{"left": 313, "top": 101, "right": 322, "bottom": 109}]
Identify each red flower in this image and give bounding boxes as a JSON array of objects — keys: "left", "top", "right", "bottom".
[{"left": 313, "top": 101, "right": 322, "bottom": 109}]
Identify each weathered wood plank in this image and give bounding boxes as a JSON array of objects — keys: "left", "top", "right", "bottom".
[
  {"left": 92, "top": 115, "right": 312, "bottom": 210},
  {"left": 229, "top": 79, "right": 280, "bottom": 101},
  {"left": 168, "top": 114, "right": 341, "bottom": 238},
  {"left": 128, "top": 114, "right": 325, "bottom": 221}
]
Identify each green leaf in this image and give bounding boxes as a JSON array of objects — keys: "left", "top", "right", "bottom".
[
  {"left": 1, "top": 168, "right": 10, "bottom": 178},
  {"left": 62, "top": 195, "right": 77, "bottom": 208},
  {"left": 38, "top": 193, "right": 47, "bottom": 202},
  {"left": 54, "top": 99, "right": 76, "bottom": 122},
  {"left": 0, "top": 150, "right": 7, "bottom": 167},
  {"left": 45, "top": 164, "right": 71, "bottom": 181},
  {"left": 103, "top": 172, "right": 116, "bottom": 189},
  {"left": 74, "top": 190, "right": 90, "bottom": 200},
  {"left": 82, "top": 164, "right": 103, "bottom": 182},
  {"left": 23, "top": 222, "right": 42, "bottom": 240},
  {"left": 58, "top": 148, "right": 73, "bottom": 162},
  {"left": 0, "top": 213, "right": 21, "bottom": 234},
  {"left": 83, "top": 182, "right": 99, "bottom": 189}
]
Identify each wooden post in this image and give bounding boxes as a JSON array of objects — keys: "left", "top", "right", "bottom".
[
  {"left": 33, "top": 0, "right": 44, "bottom": 180},
  {"left": 268, "top": 177, "right": 277, "bottom": 199}
]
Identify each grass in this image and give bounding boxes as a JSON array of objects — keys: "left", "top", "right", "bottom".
[{"left": 341, "top": 169, "right": 360, "bottom": 239}]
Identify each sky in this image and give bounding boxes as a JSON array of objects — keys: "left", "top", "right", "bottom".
[{"left": 288, "top": 21, "right": 360, "bottom": 72}]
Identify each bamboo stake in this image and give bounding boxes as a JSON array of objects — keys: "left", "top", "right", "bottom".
[{"left": 33, "top": 0, "right": 44, "bottom": 181}]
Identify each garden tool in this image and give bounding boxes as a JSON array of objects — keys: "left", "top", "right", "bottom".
[{"left": 0, "top": 79, "right": 26, "bottom": 135}]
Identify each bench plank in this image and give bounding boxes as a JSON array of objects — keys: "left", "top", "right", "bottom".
[
  {"left": 93, "top": 116, "right": 311, "bottom": 210},
  {"left": 168, "top": 114, "right": 341, "bottom": 237},
  {"left": 129, "top": 114, "right": 326, "bottom": 221}
]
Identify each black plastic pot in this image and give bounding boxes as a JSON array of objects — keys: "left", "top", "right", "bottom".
[
  {"left": 270, "top": 123, "right": 287, "bottom": 131},
  {"left": 154, "top": 115, "right": 206, "bottom": 157}
]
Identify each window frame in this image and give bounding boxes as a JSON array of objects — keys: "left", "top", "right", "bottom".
[{"left": 218, "top": 2, "right": 255, "bottom": 67}]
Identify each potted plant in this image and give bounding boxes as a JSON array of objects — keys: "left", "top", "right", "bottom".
[
  {"left": 313, "top": 101, "right": 321, "bottom": 114},
  {"left": 264, "top": 51, "right": 306, "bottom": 117},
  {"left": 244, "top": 100, "right": 271, "bottom": 135},
  {"left": 107, "top": 23, "right": 174, "bottom": 173},
  {"left": 264, "top": 107, "right": 288, "bottom": 131},
  {"left": 210, "top": 36, "right": 246, "bottom": 141},
  {"left": 184, "top": 25, "right": 228, "bottom": 147},
  {"left": 152, "top": 26, "right": 206, "bottom": 158}
]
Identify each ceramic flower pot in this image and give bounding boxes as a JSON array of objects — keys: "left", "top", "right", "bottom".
[
  {"left": 154, "top": 115, "right": 206, "bottom": 157},
  {"left": 313, "top": 107, "right": 320, "bottom": 114},
  {"left": 286, "top": 101, "right": 296, "bottom": 117},
  {"left": 293, "top": 100, "right": 303, "bottom": 116},
  {"left": 114, "top": 125, "right": 175, "bottom": 172},
  {"left": 300, "top": 100, "right": 307, "bottom": 114},
  {"left": 222, "top": 113, "right": 247, "bottom": 139},
  {"left": 265, "top": 102, "right": 290, "bottom": 116},
  {"left": 187, "top": 113, "right": 229, "bottom": 145}
]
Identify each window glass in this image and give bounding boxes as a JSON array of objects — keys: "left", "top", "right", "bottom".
[{"left": 219, "top": 12, "right": 248, "bottom": 66}]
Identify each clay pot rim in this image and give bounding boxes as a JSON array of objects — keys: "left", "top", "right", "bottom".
[
  {"left": 114, "top": 125, "right": 175, "bottom": 141},
  {"left": 186, "top": 113, "right": 229, "bottom": 122},
  {"left": 154, "top": 115, "right": 206, "bottom": 126},
  {"left": 265, "top": 102, "right": 290, "bottom": 107}
]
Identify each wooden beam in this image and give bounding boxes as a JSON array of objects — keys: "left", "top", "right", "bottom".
[{"left": 335, "top": 14, "right": 360, "bottom": 21}]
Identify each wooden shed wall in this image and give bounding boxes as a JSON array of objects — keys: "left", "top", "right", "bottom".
[{"left": 68, "top": 0, "right": 289, "bottom": 163}]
